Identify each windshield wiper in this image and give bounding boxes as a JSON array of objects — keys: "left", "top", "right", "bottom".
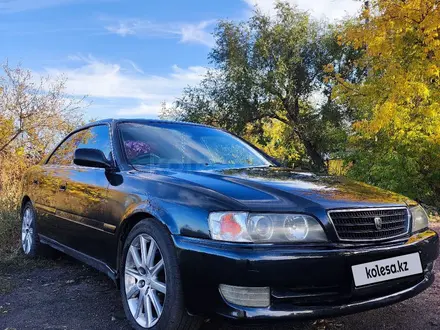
[
  {"left": 203, "top": 163, "right": 275, "bottom": 169},
  {"left": 204, "top": 162, "right": 228, "bottom": 166}
]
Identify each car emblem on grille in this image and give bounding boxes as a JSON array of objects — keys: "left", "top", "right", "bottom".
[{"left": 374, "top": 217, "right": 383, "bottom": 230}]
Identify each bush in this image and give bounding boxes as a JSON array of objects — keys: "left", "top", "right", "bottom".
[
  {"left": 346, "top": 139, "right": 440, "bottom": 208},
  {"left": 0, "top": 208, "right": 19, "bottom": 258},
  {"left": 0, "top": 153, "right": 30, "bottom": 258}
]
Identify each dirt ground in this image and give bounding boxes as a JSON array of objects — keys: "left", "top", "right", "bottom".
[{"left": 1, "top": 224, "right": 439, "bottom": 330}]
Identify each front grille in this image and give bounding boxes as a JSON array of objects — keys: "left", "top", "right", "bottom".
[{"left": 328, "top": 208, "right": 409, "bottom": 242}]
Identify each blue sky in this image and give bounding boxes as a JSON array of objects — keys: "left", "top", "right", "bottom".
[{"left": 0, "top": 0, "right": 361, "bottom": 119}]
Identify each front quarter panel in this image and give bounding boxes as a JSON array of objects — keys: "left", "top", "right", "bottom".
[{"left": 107, "top": 171, "right": 241, "bottom": 242}]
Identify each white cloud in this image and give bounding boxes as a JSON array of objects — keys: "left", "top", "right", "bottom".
[
  {"left": 117, "top": 102, "right": 167, "bottom": 116},
  {"left": 124, "top": 60, "right": 144, "bottom": 74},
  {"left": 105, "top": 22, "right": 137, "bottom": 37},
  {"left": 179, "top": 20, "right": 216, "bottom": 47},
  {"left": 42, "top": 55, "right": 207, "bottom": 117},
  {"left": 104, "top": 19, "right": 215, "bottom": 47},
  {"left": 244, "top": 0, "right": 362, "bottom": 20}
]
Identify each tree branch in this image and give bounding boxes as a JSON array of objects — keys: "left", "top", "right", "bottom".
[
  {"left": 0, "top": 129, "right": 22, "bottom": 152},
  {"left": 273, "top": 114, "right": 290, "bottom": 125}
]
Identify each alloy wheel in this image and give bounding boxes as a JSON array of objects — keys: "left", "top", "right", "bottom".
[
  {"left": 125, "top": 234, "right": 167, "bottom": 328},
  {"left": 21, "top": 207, "right": 34, "bottom": 254}
]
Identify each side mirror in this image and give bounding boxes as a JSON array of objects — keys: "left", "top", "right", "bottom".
[{"left": 74, "top": 148, "right": 112, "bottom": 169}]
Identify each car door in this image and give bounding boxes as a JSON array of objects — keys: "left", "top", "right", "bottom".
[
  {"left": 53, "top": 124, "right": 115, "bottom": 261},
  {"left": 35, "top": 130, "right": 87, "bottom": 240}
]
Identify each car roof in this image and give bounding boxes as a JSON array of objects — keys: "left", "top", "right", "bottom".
[{"left": 78, "top": 118, "right": 212, "bottom": 130}]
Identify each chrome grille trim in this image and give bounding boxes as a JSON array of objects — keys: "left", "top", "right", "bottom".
[{"left": 327, "top": 207, "right": 410, "bottom": 242}]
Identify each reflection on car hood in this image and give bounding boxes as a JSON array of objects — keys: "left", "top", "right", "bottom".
[{"left": 135, "top": 166, "right": 415, "bottom": 211}]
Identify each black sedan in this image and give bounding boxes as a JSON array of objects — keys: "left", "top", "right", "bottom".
[{"left": 20, "top": 119, "right": 439, "bottom": 330}]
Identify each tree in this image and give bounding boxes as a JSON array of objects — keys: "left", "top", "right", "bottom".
[
  {"left": 242, "top": 118, "right": 305, "bottom": 167},
  {"left": 0, "top": 62, "right": 85, "bottom": 157},
  {"left": 332, "top": 0, "right": 440, "bottom": 205},
  {"left": 0, "top": 61, "right": 86, "bottom": 209},
  {"left": 163, "top": 2, "right": 361, "bottom": 171}
]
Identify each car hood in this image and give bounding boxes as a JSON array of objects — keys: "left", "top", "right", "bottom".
[{"left": 135, "top": 166, "right": 415, "bottom": 211}]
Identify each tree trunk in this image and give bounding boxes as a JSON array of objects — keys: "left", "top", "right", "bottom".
[
  {"left": 290, "top": 125, "right": 326, "bottom": 172},
  {"left": 300, "top": 136, "right": 327, "bottom": 172},
  {"left": 281, "top": 96, "right": 327, "bottom": 172}
]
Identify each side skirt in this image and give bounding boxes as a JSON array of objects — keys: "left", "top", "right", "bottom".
[{"left": 39, "top": 234, "right": 118, "bottom": 283}]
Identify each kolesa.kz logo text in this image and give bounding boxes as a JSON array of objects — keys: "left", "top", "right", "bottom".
[{"left": 365, "top": 260, "right": 409, "bottom": 279}]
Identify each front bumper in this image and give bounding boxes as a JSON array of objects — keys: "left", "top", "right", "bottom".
[{"left": 173, "top": 229, "right": 439, "bottom": 320}]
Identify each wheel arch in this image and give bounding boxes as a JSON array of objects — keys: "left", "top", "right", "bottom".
[
  {"left": 20, "top": 195, "right": 32, "bottom": 215},
  {"left": 115, "top": 207, "right": 177, "bottom": 280}
]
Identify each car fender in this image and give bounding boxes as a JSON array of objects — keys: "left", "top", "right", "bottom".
[{"left": 118, "top": 198, "right": 180, "bottom": 237}]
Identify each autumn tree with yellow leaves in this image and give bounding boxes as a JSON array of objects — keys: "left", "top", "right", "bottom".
[
  {"left": 0, "top": 62, "right": 86, "bottom": 255},
  {"left": 330, "top": 0, "right": 440, "bottom": 205}
]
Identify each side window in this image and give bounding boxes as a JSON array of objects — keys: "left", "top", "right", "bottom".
[
  {"left": 47, "top": 125, "right": 112, "bottom": 166},
  {"left": 47, "top": 130, "right": 87, "bottom": 166},
  {"left": 76, "top": 125, "right": 112, "bottom": 161}
]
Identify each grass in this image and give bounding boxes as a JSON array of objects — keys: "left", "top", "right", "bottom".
[
  {"left": 0, "top": 208, "right": 21, "bottom": 262},
  {"left": 0, "top": 206, "right": 57, "bottom": 274}
]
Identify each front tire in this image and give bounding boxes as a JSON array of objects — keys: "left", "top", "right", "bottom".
[{"left": 120, "top": 219, "right": 201, "bottom": 330}]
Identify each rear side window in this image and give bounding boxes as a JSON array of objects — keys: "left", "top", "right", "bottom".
[{"left": 47, "top": 125, "right": 112, "bottom": 166}]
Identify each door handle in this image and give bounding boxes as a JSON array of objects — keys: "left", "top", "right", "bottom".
[{"left": 59, "top": 183, "right": 67, "bottom": 191}]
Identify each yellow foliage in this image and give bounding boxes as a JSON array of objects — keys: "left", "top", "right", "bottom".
[
  {"left": 243, "top": 118, "right": 302, "bottom": 166},
  {"left": 328, "top": 159, "right": 350, "bottom": 176},
  {"left": 329, "top": 0, "right": 440, "bottom": 206},
  {"left": 335, "top": 0, "right": 440, "bottom": 146},
  {"left": 0, "top": 62, "right": 85, "bottom": 214}
]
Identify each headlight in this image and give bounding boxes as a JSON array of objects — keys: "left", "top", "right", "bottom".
[
  {"left": 411, "top": 205, "right": 429, "bottom": 232},
  {"left": 208, "top": 212, "right": 327, "bottom": 243}
]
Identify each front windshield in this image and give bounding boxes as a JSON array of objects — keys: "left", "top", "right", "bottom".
[{"left": 119, "top": 122, "right": 271, "bottom": 169}]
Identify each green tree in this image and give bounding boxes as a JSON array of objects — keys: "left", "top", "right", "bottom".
[
  {"left": 163, "top": 2, "right": 361, "bottom": 171},
  {"left": 243, "top": 119, "right": 304, "bottom": 167}
]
